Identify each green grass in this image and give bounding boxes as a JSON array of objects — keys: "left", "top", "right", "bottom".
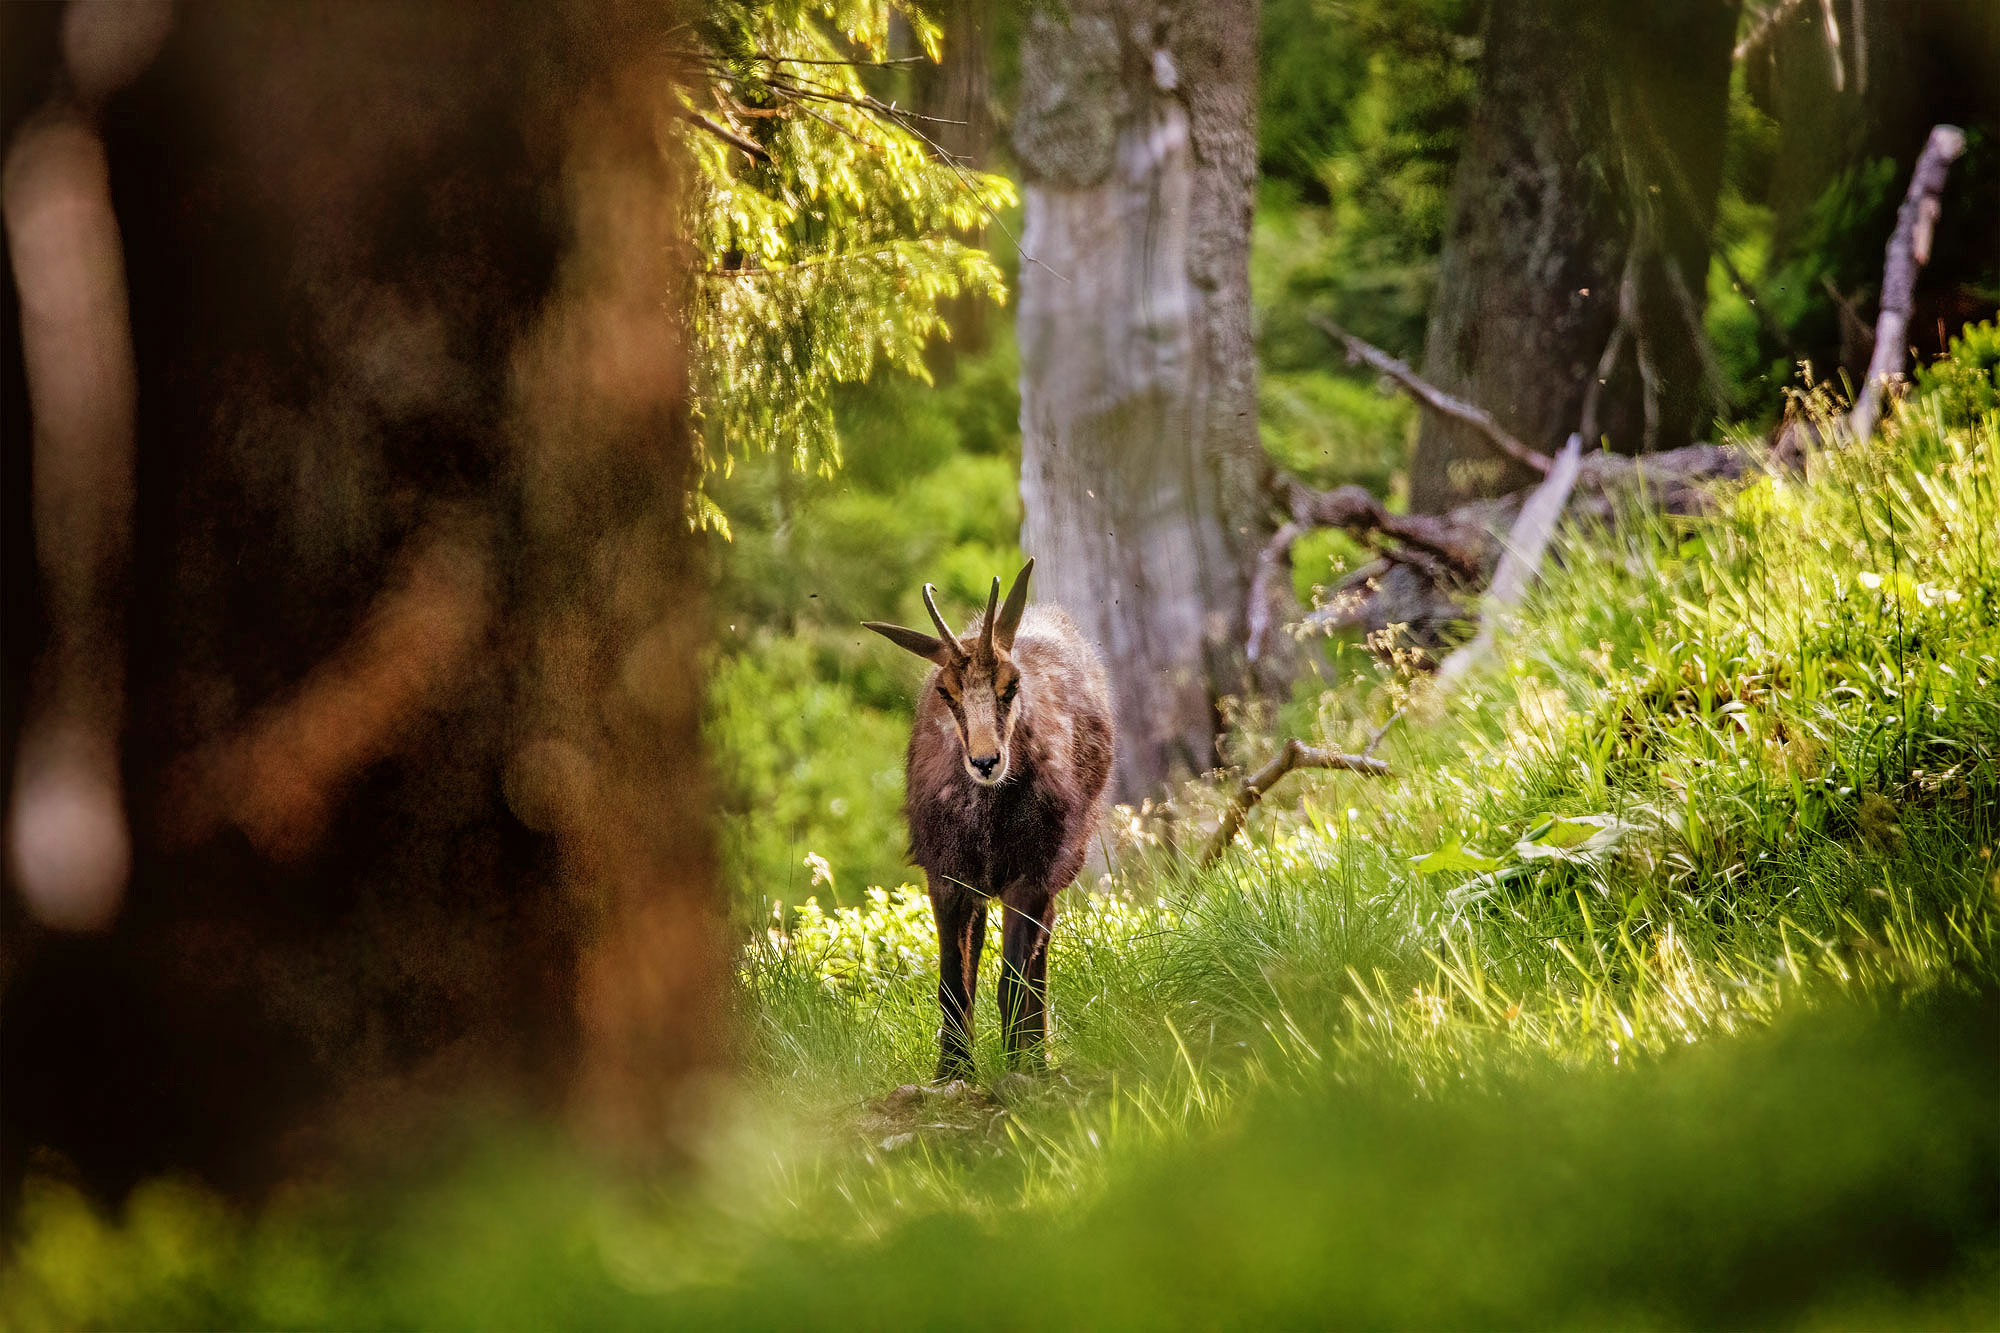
[
  {"left": 7, "top": 370, "right": 1999, "bottom": 1327},
  {"left": 742, "top": 374, "right": 2000, "bottom": 1161}
]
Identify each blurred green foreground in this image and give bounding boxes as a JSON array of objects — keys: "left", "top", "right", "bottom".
[{"left": 4, "top": 988, "right": 1995, "bottom": 1330}]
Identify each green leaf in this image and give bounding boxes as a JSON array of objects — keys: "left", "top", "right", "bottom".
[
  {"left": 1410, "top": 838, "right": 1507, "bottom": 875},
  {"left": 1513, "top": 813, "right": 1632, "bottom": 862}
]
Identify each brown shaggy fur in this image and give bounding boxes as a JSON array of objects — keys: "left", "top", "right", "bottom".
[{"left": 883, "top": 588, "right": 1113, "bottom": 1078}]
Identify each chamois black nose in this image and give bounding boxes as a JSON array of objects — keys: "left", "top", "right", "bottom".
[{"left": 969, "top": 754, "right": 1000, "bottom": 778}]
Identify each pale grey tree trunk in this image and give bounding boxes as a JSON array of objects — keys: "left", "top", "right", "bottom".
[{"left": 1014, "top": 0, "right": 1274, "bottom": 806}]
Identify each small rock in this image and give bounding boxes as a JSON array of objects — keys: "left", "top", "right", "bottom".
[
  {"left": 879, "top": 1132, "right": 915, "bottom": 1152},
  {"left": 993, "top": 1072, "right": 1036, "bottom": 1103}
]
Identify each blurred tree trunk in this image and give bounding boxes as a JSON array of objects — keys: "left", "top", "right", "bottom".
[
  {"left": 1013, "top": 0, "right": 1277, "bottom": 806},
  {"left": 2, "top": 0, "right": 722, "bottom": 1208},
  {"left": 1409, "top": 0, "right": 1739, "bottom": 512},
  {"left": 1750, "top": 0, "right": 2000, "bottom": 378},
  {"left": 915, "top": 0, "right": 995, "bottom": 362}
]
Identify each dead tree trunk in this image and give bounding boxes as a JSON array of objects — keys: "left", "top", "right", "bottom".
[
  {"left": 1409, "top": 0, "right": 1739, "bottom": 511},
  {"left": 1013, "top": 0, "right": 1276, "bottom": 804}
]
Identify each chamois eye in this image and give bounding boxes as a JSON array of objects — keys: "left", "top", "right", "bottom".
[
  {"left": 1001, "top": 682, "right": 1018, "bottom": 703},
  {"left": 936, "top": 686, "right": 953, "bottom": 704}
]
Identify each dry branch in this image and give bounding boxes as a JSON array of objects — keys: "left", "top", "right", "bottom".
[
  {"left": 1310, "top": 315, "right": 1552, "bottom": 475},
  {"left": 1248, "top": 475, "right": 1492, "bottom": 661},
  {"left": 682, "top": 108, "right": 771, "bottom": 161},
  {"left": 1848, "top": 124, "right": 1966, "bottom": 443},
  {"left": 1290, "top": 440, "right": 1767, "bottom": 656},
  {"left": 1200, "top": 739, "right": 1391, "bottom": 866},
  {"left": 1432, "top": 435, "right": 1583, "bottom": 693}
]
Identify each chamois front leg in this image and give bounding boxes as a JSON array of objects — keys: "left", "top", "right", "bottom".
[
  {"left": 997, "top": 880, "right": 1059, "bottom": 1069},
  {"left": 929, "top": 878, "right": 986, "bottom": 1081}
]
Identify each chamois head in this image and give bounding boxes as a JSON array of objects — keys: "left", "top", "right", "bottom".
[{"left": 865, "top": 559, "right": 1034, "bottom": 787}]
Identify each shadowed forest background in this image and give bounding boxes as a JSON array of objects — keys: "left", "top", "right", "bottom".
[{"left": 2, "top": 0, "right": 1998, "bottom": 1326}]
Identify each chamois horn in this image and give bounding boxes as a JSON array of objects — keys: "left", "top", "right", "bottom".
[
  {"left": 977, "top": 576, "right": 1002, "bottom": 658},
  {"left": 995, "top": 558, "right": 1033, "bottom": 651},
  {"left": 922, "top": 584, "right": 965, "bottom": 660}
]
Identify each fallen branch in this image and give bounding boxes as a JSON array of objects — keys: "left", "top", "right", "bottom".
[
  {"left": 1292, "top": 439, "right": 1767, "bottom": 656},
  {"left": 1310, "top": 315, "right": 1552, "bottom": 476},
  {"left": 1248, "top": 477, "right": 1490, "bottom": 662},
  {"left": 1200, "top": 739, "right": 1391, "bottom": 866},
  {"left": 1432, "top": 435, "right": 1583, "bottom": 693},
  {"left": 1848, "top": 124, "right": 1965, "bottom": 443},
  {"left": 1224, "top": 128, "right": 1961, "bottom": 856}
]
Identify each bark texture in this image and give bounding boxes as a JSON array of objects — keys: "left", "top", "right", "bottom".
[
  {"left": 1750, "top": 0, "right": 2000, "bottom": 380},
  {"left": 1409, "top": 0, "right": 1739, "bottom": 512},
  {"left": 1, "top": 0, "right": 722, "bottom": 1208},
  {"left": 913, "top": 0, "right": 994, "bottom": 359},
  {"left": 1014, "top": 0, "right": 1273, "bottom": 804}
]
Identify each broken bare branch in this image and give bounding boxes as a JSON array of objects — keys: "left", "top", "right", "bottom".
[
  {"left": 1848, "top": 123, "right": 1966, "bottom": 443},
  {"left": 1290, "top": 440, "right": 1768, "bottom": 656},
  {"left": 1246, "top": 520, "right": 1303, "bottom": 664},
  {"left": 1310, "top": 314, "right": 1553, "bottom": 476},
  {"left": 1432, "top": 435, "right": 1584, "bottom": 693},
  {"left": 1248, "top": 474, "right": 1495, "bottom": 662},
  {"left": 1200, "top": 739, "right": 1391, "bottom": 866},
  {"left": 1362, "top": 707, "right": 1406, "bottom": 759}
]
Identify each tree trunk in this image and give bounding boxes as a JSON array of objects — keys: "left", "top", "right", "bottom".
[
  {"left": 1754, "top": 0, "right": 2000, "bottom": 379},
  {"left": 1409, "top": 0, "right": 1739, "bottom": 512},
  {"left": 1, "top": 0, "right": 723, "bottom": 1206},
  {"left": 914, "top": 0, "right": 994, "bottom": 361},
  {"left": 1013, "top": 0, "right": 1274, "bottom": 805}
]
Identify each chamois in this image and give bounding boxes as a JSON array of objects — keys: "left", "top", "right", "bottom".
[{"left": 865, "top": 559, "right": 1114, "bottom": 1079}]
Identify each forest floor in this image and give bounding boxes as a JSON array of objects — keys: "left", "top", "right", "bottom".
[{"left": 6, "top": 381, "right": 1999, "bottom": 1327}]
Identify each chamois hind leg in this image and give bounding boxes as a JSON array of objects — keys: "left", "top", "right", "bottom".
[
  {"left": 997, "top": 882, "right": 1057, "bottom": 1069},
  {"left": 929, "top": 880, "right": 986, "bottom": 1081}
]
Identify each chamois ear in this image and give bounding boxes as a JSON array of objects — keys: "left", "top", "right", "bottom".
[
  {"left": 994, "top": 557, "right": 1033, "bottom": 651},
  {"left": 863, "top": 621, "right": 956, "bottom": 665}
]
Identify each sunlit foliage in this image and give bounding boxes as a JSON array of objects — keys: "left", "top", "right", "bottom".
[
  {"left": 678, "top": 0, "right": 1016, "bottom": 529},
  {"left": 736, "top": 351, "right": 2000, "bottom": 1165}
]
